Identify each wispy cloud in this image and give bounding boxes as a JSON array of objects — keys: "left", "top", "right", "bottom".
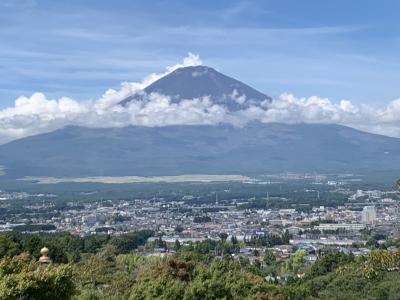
[
  {"left": 0, "top": 0, "right": 36, "bottom": 9},
  {"left": 220, "top": 1, "right": 271, "bottom": 20},
  {"left": 50, "top": 28, "right": 127, "bottom": 41}
]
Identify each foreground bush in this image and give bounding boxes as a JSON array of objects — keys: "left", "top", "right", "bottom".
[{"left": 0, "top": 253, "right": 75, "bottom": 300}]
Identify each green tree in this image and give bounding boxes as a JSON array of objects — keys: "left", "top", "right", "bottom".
[
  {"left": 219, "top": 233, "right": 228, "bottom": 242},
  {"left": 0, "top": 234, "right": 20, "bottom": 258},
  {"left": 283, "top": 250, "right": 306, "bottom": 274},
  {"left": 264, "top": 250, "right": 276, "bottom": 265},
  {"left": 129, "top": 254, "right": 282, "bottom": 300},
  {"left": 0, "top": 253, "right": 75, "bottom": 300},
  {"left": 174, "top": 239, "right": 181, "bottom": 251}
]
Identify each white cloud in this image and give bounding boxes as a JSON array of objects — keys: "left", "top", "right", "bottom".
[
  {"left": 230, "top": 89, "right": 247, "bottom": 105},
  {"left": 129, "top": 52, "right": 202, "bottom": 91},
  {"left": 0, "top": 53, "right": 400, "bottom": 144},
  {"left": 257, "top": 93, "right": 400, "bottom": 137}
]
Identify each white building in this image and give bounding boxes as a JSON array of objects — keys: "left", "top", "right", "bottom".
[
  {"left": 361, "top": 206, "right": 376, "bottom": 224},
  {"left": 356, "top": 189, "right": 364, "bottom": 198},
  {"left": 314, "top": 223, "right": 366, "bottom": 231}
]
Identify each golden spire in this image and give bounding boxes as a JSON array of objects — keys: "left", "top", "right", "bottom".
[{"left": 38, "top": 246, "right": 52, "bottom": 265}]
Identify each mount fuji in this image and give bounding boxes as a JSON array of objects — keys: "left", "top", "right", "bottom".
[{"left": 0, "top": 66, "right": 399, "bottom": 179}]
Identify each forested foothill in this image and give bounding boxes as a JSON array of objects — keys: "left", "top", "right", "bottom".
[{"left": 1, "top": 231, "right": 400, "bottom": 299}]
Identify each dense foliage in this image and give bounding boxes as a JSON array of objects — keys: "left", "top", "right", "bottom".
[
  {"left": 0, "top": 230, "right": 153, "bottom": 263},
  {"left": 12, "top": 224, "right": 57, "bottom": 232},
  {"left": 0, "top": 253, "right": 74, "bottom": 300},
  {"left": 1, "top": 232, "right": 400, "bottom": 299},
  {"left": 129, "top": 254, "right": 282, "bottom": 300}
]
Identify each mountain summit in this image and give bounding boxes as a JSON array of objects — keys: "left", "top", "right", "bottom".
[{"left": 120, "top": 66, "right": 272, "bottom": 110}]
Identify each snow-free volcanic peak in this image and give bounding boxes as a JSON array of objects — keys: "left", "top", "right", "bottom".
[{"left": 120, "top": 65, "right": 272, "bottom": 110}]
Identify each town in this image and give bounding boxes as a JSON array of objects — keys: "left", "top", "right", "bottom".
[{"left": 1, "top": 173, "right": 399, "bottom": 274}]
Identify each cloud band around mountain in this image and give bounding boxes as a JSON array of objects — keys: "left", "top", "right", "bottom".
[{"left": 0, "top": 53, "right": 399, "bottom": 144}]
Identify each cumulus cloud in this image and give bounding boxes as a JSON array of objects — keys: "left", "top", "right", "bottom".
[
  {"left": 0, "top": 53, "right": 400, "bottom": 144},
  {"left": 230, "top": 89, "right": 247, "bottom": 105},
  {"left": 0, "top": 92, "right": 227, "bottom": 144},
  {"left": 256, "top": 93, "right": 400, "bottom": 137}
]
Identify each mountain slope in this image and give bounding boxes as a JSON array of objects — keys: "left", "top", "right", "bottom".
[
  {"left": 120, "top": 66, "right": 272, "bottom": 110},
  {"left": 0, "top": 123, "right": 399, "bottom": 178}
]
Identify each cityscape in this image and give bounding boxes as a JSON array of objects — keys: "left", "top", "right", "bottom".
[{"left": 1, "top": 175, "right": 399, "bottom": 262}]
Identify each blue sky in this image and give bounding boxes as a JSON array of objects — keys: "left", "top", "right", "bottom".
[{"left": 1, "top": 0, "right": 400, "bottom": 109}]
